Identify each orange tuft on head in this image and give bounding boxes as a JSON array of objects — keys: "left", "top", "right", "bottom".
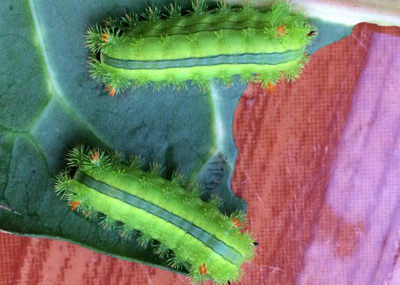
[
  {"left": 232, "top": 217, "right": 242, "bottom": 228},
  {"left": 199, "top": 263, "right": 207, "bottom": 276},
  {"left": 69, "top": 201, "right": 80, "bottom": 211},
  {"left": 102, "top": 33, "right": 110, "bottom": 42},
  {"left": 276, "top": 24, "right": 286, "bottom": 38},
  {"left": 106, "top": 85, "right": 115, "bottom": 97},
  {"left": 264, "top": 82, "right": 275, "bottom": 94},
  {"left": 90, "top": 150, "right": 100, "bottom": 163}
]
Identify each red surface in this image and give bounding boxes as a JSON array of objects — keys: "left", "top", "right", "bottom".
[{"left": 1, "top": 23, "right": 400, "bottom": 285}]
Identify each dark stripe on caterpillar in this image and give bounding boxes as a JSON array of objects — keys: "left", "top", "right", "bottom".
[
  {"left": 74, "top": 170, "right": 244, "bottom": 265},
  {"left": 101, "top": 50, "right": 304, "bottom": 70},
  {"left": 87, "top": 0, "right": 317, "bottom": 95}
]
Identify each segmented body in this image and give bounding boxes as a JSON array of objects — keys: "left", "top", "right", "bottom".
[
  {"left": 87, "top": 1, "right": 316, "bottom": 95},
  {"left": 55, "top": 147, "right": 255, "bottom": 284}
]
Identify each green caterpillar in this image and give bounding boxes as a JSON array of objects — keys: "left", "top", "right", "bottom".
[
  {"left": 55, "top": 146, "right": 256, "bottom": 284},
  {"left": 87, "top": 0, "right": 316, "bottom": 96}
]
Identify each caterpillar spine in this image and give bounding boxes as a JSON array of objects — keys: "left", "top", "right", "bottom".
[
  {"left": 86, "top": 0, "right": 316, "bottom": 96},
  {"left": 55, "top": 146, "right": 256, "bottom": 284}
]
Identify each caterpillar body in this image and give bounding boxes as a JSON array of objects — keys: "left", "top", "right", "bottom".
[
  {"left": 87, "top": 0, "right": 316, "bottom": 96},
  {"left": 55, "top": 147, "right": 255, "bottom": 284}
]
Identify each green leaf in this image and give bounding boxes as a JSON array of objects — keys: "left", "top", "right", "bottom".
[
  {"left": 0, "top": 0, "right": 247, "bottom": 276},
  {"left": 0, "top": 0, "right": 351, "bottom": 276}
]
